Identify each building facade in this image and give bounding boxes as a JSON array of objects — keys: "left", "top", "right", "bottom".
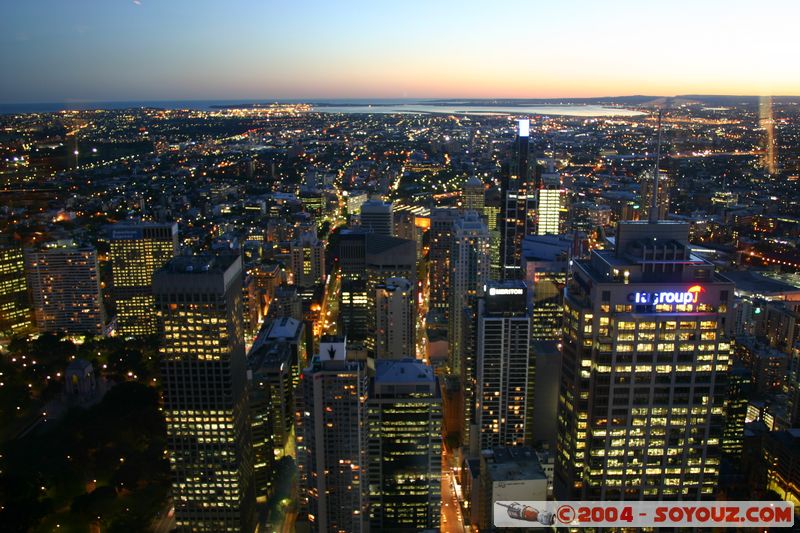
[
  {"left": 109, "top": 222, "right": 178, "bottom": 335},
  {"left": 360, "top": 200, "right": 394, "bottom": 236},
  {"left": 298, "top": 337, "right": 369, "bottom": 533},
  {"left": 24, "top": 240, "right": 105, "bottom": 335},
  {"left": 500, "top": 119, "right": 534, "bottom": 281},
  {"left": 375, "top": 277, "right": 415, "bottom": 360},
  {"left": 476, "top": 281, "right": 531, "bottom": 451},
  {"left": 290, "top": 230, "right": 325, "bottom": 288},
  {"left": 154, "top": 255, "right": 256, "bottom": 532},
  {"left": 555, "top": 221, "right": 733, "bottom": 500},
  {"left": 0, "top": 241, "right": 32, "bottom": 337},
  {"left": 367, "top": 359, "right": 442, "bottom": 530}
]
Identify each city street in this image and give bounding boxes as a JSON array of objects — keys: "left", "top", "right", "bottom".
[{"left": 441, "top": 451, "right": 466, "bottom": 533}]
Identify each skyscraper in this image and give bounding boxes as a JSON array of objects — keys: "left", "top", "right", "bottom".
[
  {"left": 462, "top": 175, "right": 485, "bottom": 213},
  {"left": 367, "top": 359, "right": 442, "bottom": 530},
  {"left": 721, "top": 364, "right": 752, "bottom": 459},
  {"left": 337, "top": 231, "right": 417, "bottom": 353},
  {"left": 428, "top": 208, "right": 459, "bottom": 314},
  {"left": 154, "top": 255, "right": 256, "bottom": 532},
  {"left": 375, "top": 277, "right": 415, "bottom": 359},
  {"left": 500, "top": 119, "right": 534, "bottom": 280},
  {"left": 448, "top": 211, "right": 491, "bottom": 377},
  {"left": 448, "top": 212, "right": 490, "bottom": 448},
  {"left": 536, "top": 169, "right": 568, "bottom": 235},
  {"left": 109, "top": 221, "right": 178, "bottom": 336},
  {"left": 555, "top": 221, "right": 733, "bottom": 500},
  {"left": 24, "top": 240, "right": 105, "bottom": 335},
  {"left": 290, "top": 230, "right": 325, "bottom": 288},
  {"left": 522, "top": 234, "right": 571, "bottom": 341},
  {"left": 247, "top": 333, "right": 294, "bottom": 502},
  {"left": 476, "top": 281, "right": 531, "bottom": 451},
  {"left": 298, "top": 336, "right": 369, "bottom": 532},
  {"left": 360, "top": 200, "right": 394, "bottom": 236},
  {"left": 0, "top": 240, "right": 31, "bottom": 338}
]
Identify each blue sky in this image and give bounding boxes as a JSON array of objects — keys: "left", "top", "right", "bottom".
[{"left": 1, "top": 0, "right": 798, "bottom": 102}]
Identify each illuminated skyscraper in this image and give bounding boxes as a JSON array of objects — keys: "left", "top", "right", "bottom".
[
  {"left": 462, "top": 175, "right": 485, "bottom": 213},
  {"left": 109, "top": 222, "right": 178, "bottom": 335},
  {"left": 154, "top": 255, "right": 256, "bottom": 532},
  {"left": 555, "top": 221, "right": 733, "bottom": 500},
  {"left": 500, "top": 119, "right": 534, "bottom": 281},
  {"left": 522, "top": 235, "right": 571, "bottom": 341},
  {"left": 449, "top": 212, "right": 490, "bottom": 447},
  {"left": 247, "top": 333, "right": 294, "bottom": 502},
  {"left": 536, "top": 169, "right": 568, "bottom": 235},
  {"left": 367, "top": 359, "right": 441, "bottom": 530},
  {"left": 449, "top": 212, "right": 491, "bottom": 377},
  {"left": 337, "top": 231, "right": 416, "bottom": 353},
  {"left": 428, "top": 208, "right": 459, "bottom": 314},
  {"left": 298, "top": 336, "right": 369, "bottom": 533},
  {"left": 289, "top": 230, "right": 325, "bottom": 288},
  {"left": 721, "top": 364, "right": 752, "bottom": 459},
  {"left": 375, "top": 277, "right": 415, "bottom": 359},
  {"left": 24, "top": 240, "right": 105, "bottom": 335},
  {"left": 0, "top": 241, "right": 32, "bottom": 338},
  {"left": 476, "top": 281, "right": 531, "bottom": 450}
]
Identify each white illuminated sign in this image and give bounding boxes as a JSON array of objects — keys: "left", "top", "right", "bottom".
[
  {"left": 632, "top": 285, "right": 704, "bottom": 305},
  {"left": 518, "top": 119, "right": 530, "bottom": 138},
  {"left": 489, "top": 287, "right": 524, "bottom": 296}
]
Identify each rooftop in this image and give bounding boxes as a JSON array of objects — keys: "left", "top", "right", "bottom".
[
  {"left": 725, "top": 270, "right": 800, "bottom": 296},
  {"left": 374, "top": 358, "right": 435, "bottom": 384},
  {"left": 161, "top": 254, "right": 237, "bottom": 274},
  {"left": 484, "top": 446, "right": 546, "bottom": 482}
]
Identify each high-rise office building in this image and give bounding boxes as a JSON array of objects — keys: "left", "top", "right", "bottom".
[
  {"left": 500, "top": 119, "right": 534, "bottom": 281},
  {"left": 247, "top": 334, "right": 294, "bottom": 502},
  {"left": 337, "top": 231, "right": 416, "bottom": 352},
  {"left": 448, "top": 212, "right": 491, "bottom": 377},
  {"left": 375, "top": 277, "right": 415, "bottom": 359},
  {"left": 555, "top": 221, "right": 733, "bottom": 500},
  {"left": 428, "top": 208, "right": 459, "bottom": 313},
  {"left": 367, "top": 359, "right": 442, "bottom": 530},
  {"left": 449, "top": 212, "right": 490, "bottom": 448},
  {"left": 0, "top": 241, "right": 32, "bottom": 337},
  {"left": 462, "top": 175, "right": 485, "bottom": 213},
  {"left": 24, "top": 240, "right": 105, "bottom": 335},
  {"left": 721, "top": 364, "right": 752, "bottom": 459},
  {"left": 536, "top": 169, "right": 568, "bottom": 235},
  {"left": 522, "top": 235, "right": 571, "bottom": 341},
  {"left": 109, "top": 221, "right": 178, "bottom": 335},
  {"left": 290, "top": 230, "right": 325, "bottom": 288},
  {"left": 298, "top": 336, "right": 369, "bottom": 533},
  {"left": 154, "top": 255, "right": 256, "bottom": 532},
  {"left": 476, "top": 281, "right": 531, "bottom": 451},
  {"left": 360, "top": 200, "right": 394, "bottom": 236},
  {"left": 341, "top": 279, "right": 369, "bottom": 342}
]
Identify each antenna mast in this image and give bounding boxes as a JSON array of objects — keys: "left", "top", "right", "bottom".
[{"left": 649, "top": 110, "right": 663, "bottom": 223}]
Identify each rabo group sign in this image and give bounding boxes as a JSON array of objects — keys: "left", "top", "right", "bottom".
[{"left": 630, "top": 285, "right": 704, "bottom": 305}]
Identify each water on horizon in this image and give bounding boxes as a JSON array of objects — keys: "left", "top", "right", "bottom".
[{"left": 0, "top": 99, "right": 644, "bottom": 117}]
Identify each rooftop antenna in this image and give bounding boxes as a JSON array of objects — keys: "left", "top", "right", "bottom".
[{"left": 649, "top": 109, "right": 663, "bottom": 223}]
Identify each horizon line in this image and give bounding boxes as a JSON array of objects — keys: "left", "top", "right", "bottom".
[{"left": 2, "top": 93, "right": 800, "bottom": 106}]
